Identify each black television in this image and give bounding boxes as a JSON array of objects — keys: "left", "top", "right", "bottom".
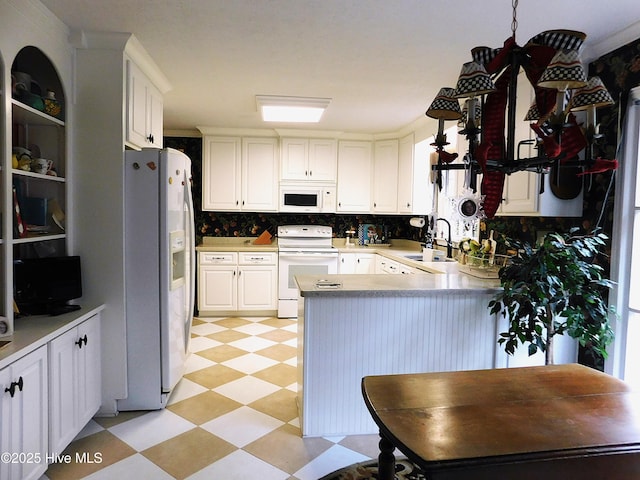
[{"left": 14, "top": 256, "right": 83, "bottom": 316}]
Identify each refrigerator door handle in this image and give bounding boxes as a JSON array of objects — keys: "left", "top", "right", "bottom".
[{"left": 184, "top": 169, "right": 196, "bottom": 349}]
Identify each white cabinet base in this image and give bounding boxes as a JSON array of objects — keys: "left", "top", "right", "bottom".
[
  {"left": 198, "top": 251, "right": 278, "bottom": 316},
  {"left": 0, "top": 346, "right": 48, "bottom": 480}
]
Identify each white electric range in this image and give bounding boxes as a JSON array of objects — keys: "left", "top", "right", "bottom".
[{"left": 277, "top": 225, "right": 338, "bottom": 318}]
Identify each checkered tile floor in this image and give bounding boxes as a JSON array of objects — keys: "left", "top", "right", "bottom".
[{"left": 41, "top": 316, "right": 380, "bottom": 480}]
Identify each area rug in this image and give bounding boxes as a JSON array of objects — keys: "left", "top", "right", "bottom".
[{"left": 319, "top": 457, "right": 426, "bottom": 480}]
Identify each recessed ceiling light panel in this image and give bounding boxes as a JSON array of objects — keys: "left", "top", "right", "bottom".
[{"left": 256, "top": 95, "right": 331, "bottom": 123}]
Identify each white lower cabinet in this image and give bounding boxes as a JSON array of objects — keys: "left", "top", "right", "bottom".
[
  {"left": 374, "top": 254, "right": 420, "bottom": 274},
  {"left": 339, "top": 253, "right": 374, "bottom": 274},
  {"left": 398, "top": 263, "right": 419, "bottom": 274},
  {"left": 375, "top": 255, "right": 400, "bottom": 274},
  {"left": 48, "top": 314, "right": 102, "bottom": 455},
  {"left": 198, "top": 251, "right": 277, "bottom": 314},
  {"left": 198, "top": 252, "right": 238, "bottom": 311},
  {"left": 0, "top": 345, "right": 48, "bottom": 480}
]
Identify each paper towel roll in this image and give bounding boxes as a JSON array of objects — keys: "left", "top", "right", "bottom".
[{"left": 409, "top": 217, "right": 425, "bottom": 228}]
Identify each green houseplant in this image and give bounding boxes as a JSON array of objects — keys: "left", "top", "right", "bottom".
[{"left": 488, "top": 229, "right": 615, "bottom": 365}]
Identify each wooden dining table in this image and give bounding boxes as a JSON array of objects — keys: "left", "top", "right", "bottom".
[{"left": 362, "top": 364, "right": 640, "bottom": 480}]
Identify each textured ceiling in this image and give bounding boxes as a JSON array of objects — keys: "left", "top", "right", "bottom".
[{"left": 41, "top": 0, "right": 640, "bottom": 134}]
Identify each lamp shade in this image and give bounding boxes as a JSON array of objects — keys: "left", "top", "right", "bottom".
[
  {"left": 524, "top": 102, "right": 541, "bottom": 121},
  {"left": 426, "top": 87, "right": 462, "bottom": 120},
  {"left": 569, "top": 76, "right": 614, "bottom": 111},
  {"left": 454, "top": 61, "right": 496, "bottom": 98},
  {"left": 538, "top": 49, "right": 587, "bottom": 90}
]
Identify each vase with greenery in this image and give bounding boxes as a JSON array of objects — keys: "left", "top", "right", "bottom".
[{"left": 488, "top": 229, "right": 615, "bottom": 365}]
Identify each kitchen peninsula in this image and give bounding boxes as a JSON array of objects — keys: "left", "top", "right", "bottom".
[{"left": 295, "top": 267, "right": 503, "bottom": 437}]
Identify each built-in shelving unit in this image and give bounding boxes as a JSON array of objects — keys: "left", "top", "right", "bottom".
[{"left": 1, "top": 45, "right": 68, "bottom": 335}]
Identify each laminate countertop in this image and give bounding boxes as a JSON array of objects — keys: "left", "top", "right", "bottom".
[
  {"left": 196, "top": 236, "right": 278, "bottom": 252},
  {"left": 295, "top": 272, "right": 500, "bottom": 297},
  {"left": 0, "top": 303, "right": 106, "bottom": 369}
]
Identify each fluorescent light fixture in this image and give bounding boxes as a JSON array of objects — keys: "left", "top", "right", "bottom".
[{"left": 256, "top": 95, "right": 331, "bottom": 123}]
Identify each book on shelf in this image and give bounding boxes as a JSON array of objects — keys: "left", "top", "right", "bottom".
[{"left": 12, "top": 186, "right": 27, "bottom": 238}]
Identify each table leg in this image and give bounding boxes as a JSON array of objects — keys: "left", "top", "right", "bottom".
[{"left": 377, "top": 431, "right": 396, "bottom": 480}]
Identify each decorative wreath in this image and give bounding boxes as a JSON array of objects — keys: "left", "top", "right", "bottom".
[{"left": 449, "top": 189, "right": 485, "bottom": 229}]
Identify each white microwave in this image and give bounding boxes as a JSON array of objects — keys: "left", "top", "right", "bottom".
[{"left": 279, "top": 184, "right": 336, "bottom": 213}]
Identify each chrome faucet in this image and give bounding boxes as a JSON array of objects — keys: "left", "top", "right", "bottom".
[{"left": 436, "top": 218, "right": 453, "bottom": 259}]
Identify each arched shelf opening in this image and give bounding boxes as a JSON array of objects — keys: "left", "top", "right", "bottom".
[{"left": 11, "top": 46, "right": 65, "bottom": 121}]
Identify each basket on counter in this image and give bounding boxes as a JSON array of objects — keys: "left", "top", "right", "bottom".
[{"left": 458, "top": 253, "right": 511, "bottom": 279}]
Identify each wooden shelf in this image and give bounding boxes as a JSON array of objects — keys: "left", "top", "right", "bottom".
[
  {"left": 12, "top": 233, "right": 66, "bottom": 244},
  {"left": 12, "top": 169, "right": 65, "bottom": 183},
  {"left": 11, "top": 98, "right": 65, "bottom": 127}
]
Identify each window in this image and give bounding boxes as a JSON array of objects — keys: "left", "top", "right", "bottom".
[{"left": 609, "top": 88, "right": 640, "bottom": 387}]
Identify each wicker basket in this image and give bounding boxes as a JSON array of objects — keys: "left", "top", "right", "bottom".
[{"left": 458, "top": 253, "right": 511, "bottom": 279}]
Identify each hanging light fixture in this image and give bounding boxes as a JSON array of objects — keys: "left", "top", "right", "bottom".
[
  {"left": 425, "top": 0, "right": 617, "bottom": 218},
  {"left": 425, "top": 87, "right": 462, "bottom": 188},
  {"left": 454, "top": 61, "right": 497, "bottom": 99},
  {"left": 569, "top": 76, "right": 615, "bottom": 129},
  {"left": 569, "top": 76, "right": 617, "bottom": 174}
]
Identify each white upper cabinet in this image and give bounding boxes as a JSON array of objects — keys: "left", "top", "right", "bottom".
[
  {"left": 309, "top": 139, "right": 338, "bottom": 182},
  {"left": 337, "top": 140, "right": 372, "bottom": 213},
  {"left": 397, "top": 133, "right": 430, "bottom": 214},
  {"left": 202, "top": 136, "right": 242, "bottom": 211},
  {"left": 126, "top": 58, "right": 163, "bottom": 149},
  {"left": 372, "top": 139, "right": 399, "bottom": 213},
  {"left": 242, "top": 137, "right": 279, "bottom": 211},
  {"left": 281, "top": 138, "right": 337, "bottom": 182},
  {"left": 201, "top": 136, "right": 279, "bottom": 212}
]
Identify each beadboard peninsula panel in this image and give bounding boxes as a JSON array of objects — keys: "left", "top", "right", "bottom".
[{"left": 298, "top": 293, "right": 497, "bottom": 437}]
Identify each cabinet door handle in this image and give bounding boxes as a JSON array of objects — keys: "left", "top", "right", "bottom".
[
  {"left": 76, "top": 334, "right": 88, "bottom": 348},
  {"left": 147, "top": 134, "right": 154, "bottom": 143},
  {"left": 309, "top": 170, "right": 312, "bottom": 176},
  {"left": 305, "top": 170, "right": 308, "bottom": 176},
  {"left": 4, "top": 376, "right": 23, "bottom": 398}
]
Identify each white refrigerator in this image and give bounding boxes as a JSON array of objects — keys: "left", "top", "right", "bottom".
[{"left": 119, "top": 148, "right": 195, "bottom": 410}]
